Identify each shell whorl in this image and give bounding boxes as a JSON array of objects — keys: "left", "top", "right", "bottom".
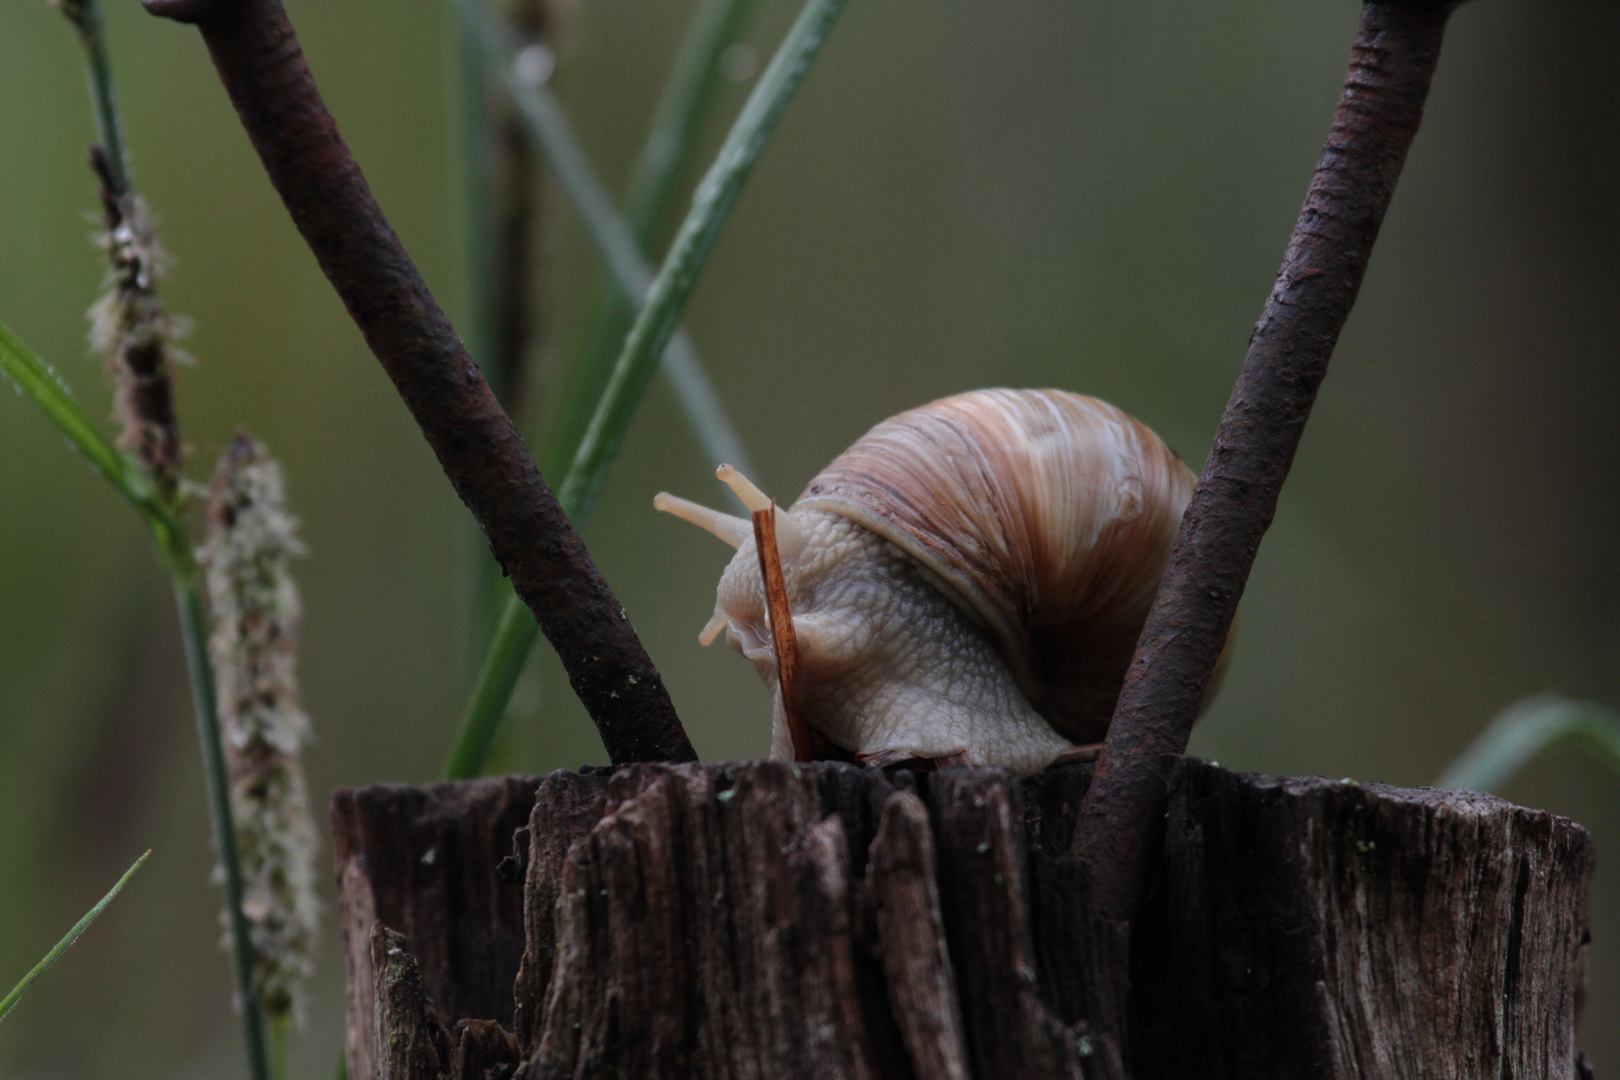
[{"left": 794, "top": 389, "right": 1199, "bottom": 745}]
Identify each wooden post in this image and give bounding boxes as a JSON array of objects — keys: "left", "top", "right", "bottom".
[
  {"left": 333, "top": 761, "right": 1593, "bottom": 1079},
  {"left": 331, "top": 776, "right": 539, "bottom": 1080}
]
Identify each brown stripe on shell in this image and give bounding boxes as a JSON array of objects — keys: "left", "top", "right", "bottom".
[{"left": 795, "top": 389, "right": 1219, "bottom": 745}]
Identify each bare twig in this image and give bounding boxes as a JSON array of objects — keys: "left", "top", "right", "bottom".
[
  {"left": 752, "top": 504, "right": 822, "bottom": 761},
  {"left": 1074, "top": 0, "right": 1458, "bottom": 916},
  {"left": 142, "top": 0, "right": 695, "bottom": 764}
]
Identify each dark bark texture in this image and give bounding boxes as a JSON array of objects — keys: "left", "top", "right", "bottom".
[
  {"left": 142, "top": 0, "right": 694, "bottom": 767},
  {"left": 332, "top": 776, "right": 540, "bottom": 1080},
  {"left": 1084, "top": 0, "right": 1456, "bottom": 934},
  {"left": 336, "top": 761, "right": 1593, "bottom": 1080}
]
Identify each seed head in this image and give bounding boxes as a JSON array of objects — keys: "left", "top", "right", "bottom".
[{"left": 202, "top": 434, "right": 319, "bottom": 1027}]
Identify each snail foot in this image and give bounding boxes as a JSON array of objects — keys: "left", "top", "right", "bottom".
[
  {"left": 856, "top": 747, "right": 974, "bottom": 772},
  {"left": 1052, "top": 743, "right": 1104, "bottom": 765}
]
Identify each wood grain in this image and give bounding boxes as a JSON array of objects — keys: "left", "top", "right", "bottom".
[{"left": 337, "top": 760, "right": 1593, "bottom": 1079}]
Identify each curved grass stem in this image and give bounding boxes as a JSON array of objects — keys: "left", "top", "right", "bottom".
[
  {"left": 1437, "top": 694, "right": 1620, "bottom": 793},
  {"left": 0, "top": 321, "right": 270, "bottom": 1080},
  {"left": 19, "top": 2, "right": 275, "bottom": 1065}
]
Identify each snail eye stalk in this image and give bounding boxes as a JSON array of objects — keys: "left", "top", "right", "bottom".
[{"left": 654, "top": 491, "right": 751, "bottom": 549}]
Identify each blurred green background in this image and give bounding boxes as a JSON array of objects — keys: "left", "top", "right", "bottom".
[{"left": 1, "top": 0, "right": 1616, "bottom": 1073}]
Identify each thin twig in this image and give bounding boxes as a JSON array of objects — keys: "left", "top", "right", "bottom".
[
  {"left": 457, "top": 0, "right": 553, "bottom": 415},
  {"left": 142, "top": 0, "right": 695, "bottom": 765},
  {"left": 449, "top": 0, "right": 553, "bottom": 705},
  {"left": 752, "top": 504, "right": 818, "bottom": 761},
  {"left": 1074, "top": 0, "right": 1459, "bottom": 920}
]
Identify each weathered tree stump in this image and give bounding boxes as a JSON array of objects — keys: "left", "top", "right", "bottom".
[
  {"left": 333, "top": 761, "right": 1594, "bottom": 1079},
  {"left": 331, "top": 775, "right": 541, "bottom": 1080}
]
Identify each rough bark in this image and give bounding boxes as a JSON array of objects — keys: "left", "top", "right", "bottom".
[
  {"left": 1085, "top": 0, "right": 1457, "bottom": 946},
  {"left": 333, "top": 776, "right": 538, "bottom": 1080},
  {"left": 371, "top": 923, "right": 448, "bottom": 1080},
  {"left": 337, "top": 761, "right": 1593, "bottom": 1079}
]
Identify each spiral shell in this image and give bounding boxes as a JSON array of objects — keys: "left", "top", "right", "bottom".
[{"left": 794, "top": 389, "right": 1204, "bottom": 746}]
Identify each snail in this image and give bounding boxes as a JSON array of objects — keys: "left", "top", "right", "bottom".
[{"left": 654, "top": 389, "right": 1234, "bottom": 777}]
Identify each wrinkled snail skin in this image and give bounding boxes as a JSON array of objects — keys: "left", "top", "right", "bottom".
[
  {"left": 713, "top": 510, "right": 1074, "bottom": 775},
  {"left": 655, "top": 389, "right": 1230, "bottom": 778}
]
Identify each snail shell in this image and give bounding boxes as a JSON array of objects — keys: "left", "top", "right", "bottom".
[{"left": 655, "top": 389, "right": 1233, "bottom": 776}]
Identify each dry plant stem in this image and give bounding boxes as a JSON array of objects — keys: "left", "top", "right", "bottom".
[
  {"left": 752, "top": 504, "right": 819, "bottom": 761},
  {"left": 486, "top": 5, "right": 547, "bottom": 416},
  {"left": 143, "top": 0, "right": 694, "bottom": 765},
  {"left": 1075, "top": 0, "right": 1455, "bottom": 917},
  {"left": 464, "top": 0, "right": 551, "bottom": 415}
]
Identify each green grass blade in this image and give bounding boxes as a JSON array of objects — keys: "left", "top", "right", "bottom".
[
  {"left": 542, "top": 0, "right": 761, "bottom": 484},
  {"left": 560, "top": 0, "right": 849, "bottom": 521},
  {"left": 2, "top": 319, "right": 262, "bottom": 1069},
  {"left": 36, "top": 10, "right": 270, "bottom": 1078},
  {"left": 0, "top": 850, "right": 151, "bottom": 1022},
  {"left": 0, "top": 320, "right": 190, "bottom": 570},
  {"left": 1436, "top": 693, "right": 1620, "bottom": 793},
  {"left": 443, "top": 596, "right": 541, "bottom": 779},
  {"left": 455, "top": 0, "right": 754, "bottom": 482},
  {"left": 442, "top": 0, "right": 830, "bottom": 781},
  {"left": 625, "top": 0, "right": 762, "bottom": 250},
  {"left": 0, "top": 320, "right": 138, "bottom": 502}
]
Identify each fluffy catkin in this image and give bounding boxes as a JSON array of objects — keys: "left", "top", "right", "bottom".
[
  {"left": 86, "top": 146, "right": 186, "bottom": 488},
  {"left": 202, "top": 435, "right": 319, "bottom": 1027}
]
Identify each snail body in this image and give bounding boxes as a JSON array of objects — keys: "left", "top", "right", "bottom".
[{"left": 655, "top": 389, "right": 1230, "bottom": 777}]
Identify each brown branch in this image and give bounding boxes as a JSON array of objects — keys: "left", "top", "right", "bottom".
[
  {"left": 142, "top": 0, "right": 695, "bottom": 765},
  {"left": 1074, "top": 0, "right": 1457, "bottom": 910}
]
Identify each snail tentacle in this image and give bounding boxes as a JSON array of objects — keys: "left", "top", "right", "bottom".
[
  {"left": 698, "top": 608, "right": 730, "bottom": 646},
  {"left": 653, "top": 491, "right": 751, "bottom": 549}
]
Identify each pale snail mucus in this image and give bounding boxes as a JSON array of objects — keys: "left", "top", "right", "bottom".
[{"left": 654, "top": 389, "right": 1234, "bottom": 778}]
